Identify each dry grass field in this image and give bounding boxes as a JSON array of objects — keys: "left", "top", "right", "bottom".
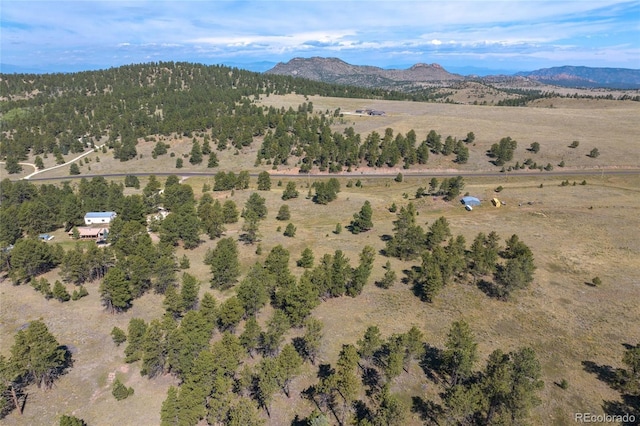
[{"left": 1, "top": 98, "right": 639, "bottom": 425}]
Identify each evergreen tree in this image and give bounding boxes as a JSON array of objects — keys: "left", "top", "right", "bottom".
[
  {"left": 189, "top": 140, "right": 203, "bottom": 164},
  {"left": 59, "top": 415, "right": 87, "bottom": 426},
  {"left": 160, "top": 386, "right": 180, "bottom": 426},
  {"left": 357, "top": 325, "right": 382, "bottom": 363},
  {"left": 377, "top": 260, "right": 397, "bottom": 289},
  {"left": 222, "top": 200, "right": 239, "bottom": 223},
  {"left": 180, "top": 272, "right": 200, "bottom": 312},
  {"left": 140, "top": 319, "right": 166, "bottom": 378},
  {"left": 261, "top": 310, "right": 291, "bottom": 357},
  {"left": 227, "top": 398, "right": 265, "bottom": 426},
  {"left": 282, "top": 181, "right": 299, "bottom": 200},
  {"left": 217, "top": 296, "right": 244, "bottom": 332},
  {"left": 124, "top": 318, "right": 147, "bottom": 363},
  {"left": 349, "top": 200, "right": 373, "bottom": 234},
  {"left": 236, "top": 263, "right": 271, "bottom": 316},
  {"left": 111, "top": 378, "right": 134, "bottom": 400},
  {"left": 206, "top": 237, "right": 240, "bottom": 289},
  {"left": 244, "top": 192, "right": 267, "bottom": 219},
  {"left": 283, "top": 223, "right": 296, "bottom": 237},
  {"left": 207, "top": 151, "right": 219, "bottom": 168},
  {"left": 100, "top": 266, "right": 132, "bottom": 313},
  {"left": 51, "top": 280, "right": 71, "bottom": 302},
  {"left": 442, "top": 320, "right": 478, "bottom": 387},
  {"left": 302, "top": 317, "right": 323, "bottom": 365},
  {"left": 9, "top": 320, "right": 70, "bottom": 390},
  {"left": 257, "top": 171, "right": 271, "bottom": 190},
  {"left": 241, "top": 209, "right": 261, "bottom": 244},
  {"left": 240, "top": 316, "right": 262, "bottom": 357},
  {"left": 111, "top": 327, "right": 127, "bottom": 346},
  {"left": 297, "top": 247, "right": 314, "bottom": 268},
  {"left": 276, "top": 343, "right": 303, "bottom": 397},
  {"left": 276, "top": 204, "right": 291, "bottom": 221}
]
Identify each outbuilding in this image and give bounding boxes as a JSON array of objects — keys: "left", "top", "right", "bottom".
[
  {"left": 461, "top": 196, "right": 481, "bottom": 207},
  {"left": 84, "top": 211, "right": 117, "bottom": 225}
]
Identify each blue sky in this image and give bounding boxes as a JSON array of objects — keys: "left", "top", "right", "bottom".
[{"left": 1, "top": 1, "right": 639, "bottom": 74}]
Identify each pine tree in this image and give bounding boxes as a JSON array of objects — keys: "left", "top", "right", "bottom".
[
  {"left": 297, "top": 247, "right": 314, "bottom": 268},
  {"left": 111, "top": 327, "right": 127, "bottom": 346},
  {"left": 257, "top": 171, "right": 271, "bottom": 190},
  {"left": 207, "top": 238, "right": 240, "bottom": 289},
  {"left": 10, "top": 320, "right": 69, "bottom": 390},
  {"left": 189, "top": 140, "right": 203, "bottom": 164},
  {"left": 140, "top": 319, "right": 166, "bottom": 378},
  {"left": 124, "top": 318, "right": 147, "bottom": 363},
  {"left": 52, "top": 280, "right": 71, "bottom": 302},
  {"left": 349, "top": 200, "right": 373, "bottom": 234},
  {"left": 302, "top": 317, "right": 323, "bottom": 365},
  {"left": 276, "top": 204, "right": 291, "bottom": 221},
  {"left": 443, "top": 320, "right": 478, "bottom": 387},
  {"left": 112, "top": 378, "right": 134, "bottom": 400},
  {"left": 283, "top": 223, "right": 296, "bottom": 237},
  {"left": 100, "top": 266, "right": 132, "bottom": 313},
  {"left": 281, "top": 181, "right": 299, "bottom": 200},
  {"left": 276, "top": 343, "right": 303, "bottom": 397},
  {"left": 222, "top": 200, "right": 239, "bottom": 223},
  {"left": 160, "top": 386, "right": 180, "bottom": 426},
  {"left": 59, "top": 415, "right": 87, "bottom": 426},
  {"left": 240, "top": 316, "right": 262, "bottom": 357},
  {"left": 217, "top": 296, "right": 244, "bottom": 332},
  {"left": 180, "top": 273, "right": 200, "bottom": 312}
]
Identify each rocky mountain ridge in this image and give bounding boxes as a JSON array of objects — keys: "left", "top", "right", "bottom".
[{"left": 266, "top": 57, "right": 640, "bottom": 90}]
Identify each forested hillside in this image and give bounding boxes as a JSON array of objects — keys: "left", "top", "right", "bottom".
[{"left": 0, "top": 62, "right": 416, "bottom": 168}]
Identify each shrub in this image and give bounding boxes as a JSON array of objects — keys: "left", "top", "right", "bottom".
[
  {"left": 111, "top": 327, "right": 127, "bottom": 346},
  {"left": 559, "top": 379, "right": 569, "bottom": 390},
  {"left": 112, "top": 378, "right": 134, "bottom": 400}
]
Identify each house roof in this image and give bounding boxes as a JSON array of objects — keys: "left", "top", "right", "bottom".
[
  {"left": 70, "top": 227, "right": 107, "bottom": 237},
  {"left": 84, "top": 211, "right": 117, "bottom": 218}
]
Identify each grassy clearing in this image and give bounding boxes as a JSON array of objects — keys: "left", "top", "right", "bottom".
[{"left": 3, "top": 173, "right": 639, "bottom": 425}]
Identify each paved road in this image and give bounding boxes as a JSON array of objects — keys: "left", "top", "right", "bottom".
[{"left": 22, "top": 167, "right": 640, "bottom": 182}]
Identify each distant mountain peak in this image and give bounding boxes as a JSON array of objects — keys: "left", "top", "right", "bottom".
[{"left": 265, "top": 57, "right": 462, "bottom": 88}]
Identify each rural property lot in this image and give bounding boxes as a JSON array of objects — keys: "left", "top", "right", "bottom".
[{"left": 1, "top": 97, "right": 639, "bottom": 426}]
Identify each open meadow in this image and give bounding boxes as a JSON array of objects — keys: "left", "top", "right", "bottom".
[{"left": 1, "top": 97, "right": 639, "bottom": 425}]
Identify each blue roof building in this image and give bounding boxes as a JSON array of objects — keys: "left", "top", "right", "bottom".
[
  {"left": 461, "top": 196, "right": 481, "bottom": 206},
  {"left": 84, "top": 211, "right": 117, "bottom": 225}
]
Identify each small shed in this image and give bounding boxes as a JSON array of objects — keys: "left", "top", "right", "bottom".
[
  {"left": 492, "top": 198, "right": 501, "bottom": 207},
  {"left": 461, "top": 196, "right": 481, "bottom": 207},
  {"left": 84, "top": 211, "right": 117, "bottom": 225}
]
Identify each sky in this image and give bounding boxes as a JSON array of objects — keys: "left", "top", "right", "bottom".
[{"left": 1, "top": 0, "right": 639, "bottom": 74}]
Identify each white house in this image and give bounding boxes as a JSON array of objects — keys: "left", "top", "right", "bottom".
[{"left": 84, "top": 211, "right": 117, "bottom": 225}]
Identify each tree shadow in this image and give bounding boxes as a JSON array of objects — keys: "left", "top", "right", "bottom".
[
  {"left": 581, "top": 360, "right": 624, "bottom": 390},
  {"left": 379, "top": 234, "right": 393, "bottom": 242},
  {"left": 361, "top": 366, "right": 382, "bottom": 396},
  {"left": 353, "top": 399, "right": 373, "bottom": 424},
  {"left": 420, "top": 343, "right": 443, "bottom": 384},
  {"left": 411, "top": 396, "right": 443, "bottom": 424},
  {"left": 603, "top": 396, "right": 640, "bottom": 425},
  {"left": 291, "top": 336, "right": 307, "bottom": 359}
]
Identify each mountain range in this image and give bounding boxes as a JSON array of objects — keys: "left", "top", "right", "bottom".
[{"left": 265, "top": 57, "right": 640, "bottom": 90}]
